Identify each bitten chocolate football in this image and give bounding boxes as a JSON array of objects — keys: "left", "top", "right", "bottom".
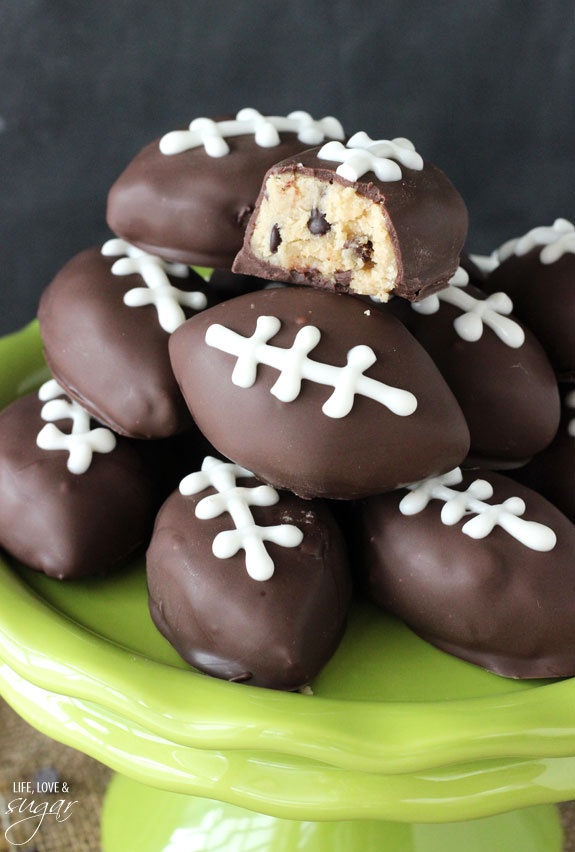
[
  {"left": 38, "top": 242, "right": 211, "bottom": 439},
  {"left": 169, "top": 286, "right": 470, "bottom": 499},
  {"left": 147, "top": 456, "right": 352, "bottom": 690},
  {"left": 107, "top": 109, "right": 345, "bottom": 269},
  {"left": 232, "top": 133, "right": 468, "bottom": 301},
  {"left": 357, "top": 468, "right": 575, "bottom": 679}
]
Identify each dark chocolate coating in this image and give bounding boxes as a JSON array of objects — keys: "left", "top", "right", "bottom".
[
  {"left": 147, "top": 477, "right": 352, "bottom": 690},
  {"left": 460, "top": 251, "right": 488, "bottom": 285},
  {"left": 233, "top": 147, "right": 468, "bottom": 301},
  {"left": 357, "top": 471, "right": 575, "bottom": 679},
  {"left": 38, "top": 247, "right": 210, "bottom": 439},
  {"left": 485, "top": 249, "right": 575, "bottom": 380},
  {"left": 307, "top": 208, "right": 331, "bottom": 235},
  {"left": 206, "top": 268, "right": 268, "bottom": 298},
  {"left": 387, "top": 283, "right": 561, "bottom": 466},
  {"left": 0, "top": 394, "right": 156, "bottom": 579},
  {"left": 508, "top": 386, "right": 575, "bottom": 522},
  {"left": 169, "top": 287, "right": 470, "bottom": 499},
  {"left": 107, "top": 133, "right": 334, "bottom": 269},
  {"left": 138, "top": 427, "right": 217, "bottom": 503}
]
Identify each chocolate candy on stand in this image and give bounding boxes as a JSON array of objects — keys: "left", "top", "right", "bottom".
[
  {"left": 107, "top": 109, "right": 345, "bottom": 269},
  {"left": 169, "top": 286, "right": 470, "bottom": 500},
  {"left": 356, "top": 469, "right": 575, "bottom": 679},
  {"left": 147, "top": 457, "right": 352, "bottom": 690},
  {"left": 386, "top": 266, "right": 561, "bottom": 468},
  {"left": 2, "top": 108, "right": 573, "bottom": 688},
  {"left": 233, "top": 134, "right": 468, "bottom": 302}
]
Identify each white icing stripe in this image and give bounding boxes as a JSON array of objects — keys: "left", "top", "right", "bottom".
[
  {"left": 159, "top": 109, "right": 345, "bottom": 157},
  {"left": 399, "top": 468, "right": 556, "bottom": 552},
  {"left": 205, "top": 315, "right": 417, "bottom": 419},
  {"left": 566, "top": 389, "right": 575, "bottom": 438},
  {"left": 317, "top": 132, "right": 423, "bottom": 182},
  {"left": 540, "top": 231, "right": 575, "bottom": 264},
  {"left": 101, "top": 239, "right": 207, "bottom": 333},
  {"left": 180, "top": 456, "right": 303, "bottom": 581},
  {"left": 36, "top": 380, "right": 117, "bottom": 475},
  {"left": 497, "top": 218, "right": 575, "bottom": 265},
  {"left": 411, "top": 267, "right": 525, "bottom": 348},
  {"left": 469, "top": 252, "right": 500, "bottom": 274}
]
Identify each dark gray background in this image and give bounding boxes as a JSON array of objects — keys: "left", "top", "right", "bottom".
[{"left": 1, "top": 0, "right": 573, "bottom": 334}]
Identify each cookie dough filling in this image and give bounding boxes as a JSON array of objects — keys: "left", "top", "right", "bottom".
[{"left": 248, "top": 173, "right": 398, "bottom": 301}]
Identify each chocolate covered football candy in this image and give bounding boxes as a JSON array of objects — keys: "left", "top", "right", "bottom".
[
  {"left": 357, "top": 468, "right": 575, "bottom": 679},
  {"left": 509, "top": 386, "right": 575, "bottom": 522},
  {"left": 0, "top": 384, "right": 156, "bottom": 579},
  {"left": 169, "top": 287, "right": 470, "bottom": 499},
  {"left": 232, "top": 133, "right": 468, "bottom": 301},
  {"left": 38, "top": 241, "right": 211, "bottom": 439},
  {"left": 387, "top": 267, "right": 561, "bottom": 467},
  {"left": 107, "top": 109, "right": 345, "bottom": 269},
  {"left": 147, "top": 456, "right": 351, "bottom": 689},
  {"left": 484, "top": 219, "right": 575, "bottom": 380}
]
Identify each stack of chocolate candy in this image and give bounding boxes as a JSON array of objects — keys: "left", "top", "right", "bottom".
[{"left": 0, "top": 110, "right": 573, "bottom": 689}]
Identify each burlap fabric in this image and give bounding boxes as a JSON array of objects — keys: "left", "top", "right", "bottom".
[
  {"left": 0, "top": 698, "right": 110, "bottom": 851},
  {"left": 0, "top": 697, "right": 573, "bottom": 850}
]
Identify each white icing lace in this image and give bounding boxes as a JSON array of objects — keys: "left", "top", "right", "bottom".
[
  {"left": 36, "top": 380, "right": 117, "bottom": 474},
  {"left": 317, "top": 132, "right": 423, "bottom": 182},
  {"left": 411, "top": 267, "right": 525, "bottom": 348},
  {"left": 497, "top": 218, "right": 575, "bottom": 266},
  {"left": 160, "top": 108, "right": 344, "bottom": 157},
  {"left": 179, "top": 457, "right": 303, "bottom": 581},
  {"left": 101, "top": 239, "right": 207, "bottom": 333},
  {"left": 399, "top": 467, "right": 556, "bottom": 552},
  {"left": 205, "top": 315, "right": 417, "bottom": 419}
]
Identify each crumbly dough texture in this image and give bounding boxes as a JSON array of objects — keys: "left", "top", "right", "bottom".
[{"left": 249, "top": 173, "right": 398, "bottom": 300}]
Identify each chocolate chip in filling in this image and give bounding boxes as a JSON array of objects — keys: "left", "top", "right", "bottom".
[
  {"left": 270, "top": 224, "right": 282, "bottom": 254},
  {"left": 307, "top": 208, "right": 331, "bottom": 235},
  {"left": 344, "top": 237, "right": 374, "bottom": 266}
]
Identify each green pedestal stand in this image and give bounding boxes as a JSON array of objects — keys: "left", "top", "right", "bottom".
[{"left": 102, "top": 777, "right": 562, "bottom": 852}]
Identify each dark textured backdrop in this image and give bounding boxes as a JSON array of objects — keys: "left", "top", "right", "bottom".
[{"left": 1, "top": 0, "right": 573, "bottom": 334}]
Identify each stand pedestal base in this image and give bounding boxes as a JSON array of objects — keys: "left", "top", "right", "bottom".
[{"left": 101, "top": 774, "right": 563, "bottom": 852}]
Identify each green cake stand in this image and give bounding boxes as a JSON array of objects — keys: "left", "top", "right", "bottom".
[{"left": 0, "top": 322, "right": 573, "bottom": 851}]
